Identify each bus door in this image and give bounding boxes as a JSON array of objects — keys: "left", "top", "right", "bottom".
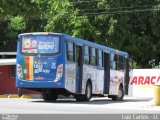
[
  {"left": 103, "top": 52, "right": 110, "bottom": 94},
  {"left": 76, "top": 45, "right": 83, "bottom": 93}
]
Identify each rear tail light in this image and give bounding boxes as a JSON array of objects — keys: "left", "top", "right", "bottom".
[
  {"left": 55, "top": 64, "right": 63, "bottom": 82},
  {"left": 17, "top": 64, "right": 23, "bottom": 79}
]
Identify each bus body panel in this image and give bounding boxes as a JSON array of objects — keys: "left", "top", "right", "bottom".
[
  {"left": 65, "top": 62, "right": 76, "bottom": 93},
  {"left": 16, "top": 33, "right": 65, "bottom": 89},
  {"left": 82, "top": 65, "right": 104, "bottom": 94},
  {"left": 109, "top": 70, "right": 125, "bottom": 95},
  {"left": 16, "top": 55, "right": 65, "bottom": 88}
]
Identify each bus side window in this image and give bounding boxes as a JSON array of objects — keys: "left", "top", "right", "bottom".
[
  {"left": 66, "top": 41, "right": 75, "bottom": 62},
  {"left": 110, "top": 53, "right": 114, "bottom": 61},
  {"left": 90, "top": 47, "right": 96, "bottom": 65},
  {"left": 114, "top": 54, "right": 119, "bottom": 61},
  {"left": 117, "top": 55, "right": 124, "bottom": 70},
  {"left": 97, "top": 49, "right": 103, "bottom": 67},
  {"left": 84, "top": 46, "right": 89, "bottom": 64},
  {"left": 110, "top": 53, "right": 117, "bottom": 70},
  {"left": 111, "top": 61, "right": 116, "bottom": 70}
]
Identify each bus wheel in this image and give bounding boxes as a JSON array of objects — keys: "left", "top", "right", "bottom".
[
  {"left": 112, "top": 86, "right": 124, "bottom": 101},
  {"left": 42, "top": 90, "right": 58, "bottom": 101},
  {"left": 75, "top": 82, "right": 92, "bottom": 101},
  {"left": 50, "top": 92, "right": 58, "bottom": 101},
  {"left": 84, "top": 82, "right": 92, "bottom": 101},
  {"left": 42, "top": 91, "right": 49, "bottom": 101},
  {"left": 18, "top": 88, "right": 22, "bottom": 97},
  {"left": 75, "top": 95, "right": 83, "bottom": 101}
]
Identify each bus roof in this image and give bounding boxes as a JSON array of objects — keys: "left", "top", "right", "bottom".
[
  {"left": 18, "top": 32, "right": 129, "bottom": 58},
  {"left": 19, "top": 32, "right": 62, "bottom": 36},
  {"left": 65, "top": 34, "right": 129, "bottom": 58}
]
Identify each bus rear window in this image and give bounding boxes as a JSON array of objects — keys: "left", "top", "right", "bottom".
[{"left": 21, "top": 35, "right": 59, "bottom": 54}]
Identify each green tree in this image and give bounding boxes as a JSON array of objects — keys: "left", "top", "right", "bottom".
[
  {"left": 0, "top": 0, "right": 46, "bottom": 51},
  {"left": 108, "top": 0, "right": 160, "bottom": 67},
  {"left": 0, "top": 0, "right": 160, "bottom": 67}
]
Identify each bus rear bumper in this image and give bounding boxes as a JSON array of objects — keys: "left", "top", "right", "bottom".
[{"left": 16, "top": 80, "right": 64, "bottom": 89}]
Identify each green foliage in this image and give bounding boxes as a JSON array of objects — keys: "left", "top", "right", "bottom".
[
  {"left": 0, "top": 7, "right": 3, "bottom": 13},
  {"left": 10, "top": 16, "right": 26, "bottom": 31},
  {"left": 108, "top": 18, "right": 117, "bottom": 36},
  {"left": 0, "top": 0, "right": 160, "bottom": 67}
]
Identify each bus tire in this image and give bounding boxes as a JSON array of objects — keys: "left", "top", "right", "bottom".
[
  {"left": 112, "top": 85, "right": 124, "bottom": 101},
  {"left": 18, "top": 88, "right": 22, "bottom": 97},
  {"left": 84, "top": 82, "right": 92, "bottom": 101},
  {"left": 75, "top": 82, "right": 92, "bottom": 101},
  {"left": 75, "top": 96, "right": 83, "bottom": 101},
  {"left": 42, "top": 92, "right": 49, "bottom": 101},
  {"left": 42, "top": 90, "right": 58, "bottom": 101}
]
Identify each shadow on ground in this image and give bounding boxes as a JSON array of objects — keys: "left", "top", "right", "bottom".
[{"left": 31, "top": 96, "right": 153, "bottom": 105}]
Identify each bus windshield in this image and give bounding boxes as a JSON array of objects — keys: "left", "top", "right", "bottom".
[{"left": 21, "top": 35, "right": 59, "bottom": 54}]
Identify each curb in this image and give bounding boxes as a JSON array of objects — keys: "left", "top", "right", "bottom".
[
  {"left": 0, "top": 94, "right": 37, "bottom": 99},
  {"left": 8, "top": 95, "right": 20, "bottom": 98},
  {"left": 21, "top": 95, "right": 32, "bottom": 99},
  {"left": 0, "top": 95, "right": 8, "bottom": 98}
]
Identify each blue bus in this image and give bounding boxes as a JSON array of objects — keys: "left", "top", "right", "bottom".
[{"left": 16, "top": 32, "right": 129, "bottom": 101}]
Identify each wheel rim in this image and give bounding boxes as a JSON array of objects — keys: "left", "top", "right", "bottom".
[
  {"left": 118, "top": 89, "right": 122, "bottom": 98},
  {"left": 86, "top": 84, "right": 91, "bottom": 99}
]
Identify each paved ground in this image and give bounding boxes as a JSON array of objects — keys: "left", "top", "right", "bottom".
[{"left": 0, "top": 96, "right": 159, "bottom": 114}]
